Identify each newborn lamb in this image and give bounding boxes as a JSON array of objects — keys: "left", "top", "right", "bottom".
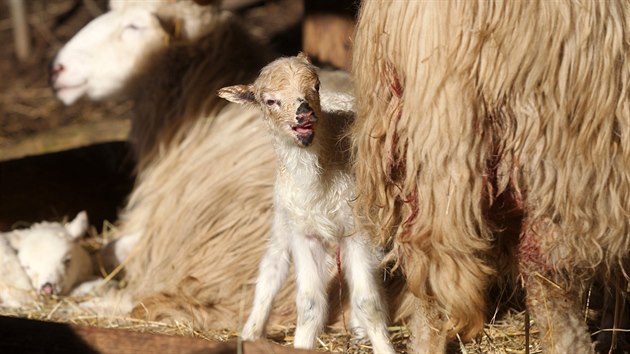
[{"left": 219, "top": 54, "right": 395, "bottom": 353}]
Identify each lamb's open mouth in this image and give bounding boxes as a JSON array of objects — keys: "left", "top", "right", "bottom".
[
  {"left": 291, "top": 121, "right": 315, "bottom": 146},
  {"left": 292, "top": 122, "right": 314, "bottom": 135}
]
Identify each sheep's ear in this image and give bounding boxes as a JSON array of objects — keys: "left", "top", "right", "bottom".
[
  {"left": 65, "top": 211, "right": 88, "bottom": 240},
  {"left": 4, "top": 231, "right": 23, "bottom": 250},
  {"left": 218, "top": 85, "right": 257, "bottom": 105},
  {"left": 297, "top": 52, "right": 311, "bottom": 63}
]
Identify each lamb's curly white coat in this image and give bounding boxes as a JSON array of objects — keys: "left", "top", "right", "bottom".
[{"left": 219, "top": 56, "right": 395, "bottom": 353}]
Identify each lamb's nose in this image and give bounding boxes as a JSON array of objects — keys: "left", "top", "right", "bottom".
[
  {"left": 296, "top": 102, "right": 316, "bottom": 123},
  {"left": 40, "top": 283, "right": 55, "bottom": 296},
  {"left": 297, "top": 101, "right": 312, "bottom": 115}
]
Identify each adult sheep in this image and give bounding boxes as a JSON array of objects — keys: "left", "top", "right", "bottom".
[
  {"left": 52, "top": 2, "right": 413, "bottom": 336},
  {"left": 352, "top": 1, "right": 630, "bottom": 353}
]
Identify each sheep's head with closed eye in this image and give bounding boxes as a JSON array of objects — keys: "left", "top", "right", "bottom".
[{"left": 50, "top": 7, "right": 170, "bottom": 105}]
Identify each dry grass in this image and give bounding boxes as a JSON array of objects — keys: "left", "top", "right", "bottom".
[
  {"left": 0, "top": 299, "right": 542, "bottom": 353},
  {"left": 2, "top": 221, "right": 542, "bottom": 353},
  {"left": 3, "top": 211, "right": 543, "bottom": 353}
]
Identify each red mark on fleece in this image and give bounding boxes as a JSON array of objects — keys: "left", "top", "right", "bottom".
[
  {"left": 382, "top": 62, "right": 420, "bottom": 240},
  {"left": 384, "top": 62, "right": 406, "bottom": 185},
  {"left": 386, "top": 62, "right": 403, "bottom": 99},
  {"left": 400, "top": 190, "right": 419, "bottom": 242},
  {"left": 518, "top": 224, "right": 551, "bottom": 277}
]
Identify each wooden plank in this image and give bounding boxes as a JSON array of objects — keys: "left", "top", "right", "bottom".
[
  {"left": 0, "top": 316, "right": 319, "bottom": 354},
  {"left": 0, "top": 119, "right": 130, "bottom": 162},
  {"left": 9, "top": 0, "right": 31, "bottom": 63}
]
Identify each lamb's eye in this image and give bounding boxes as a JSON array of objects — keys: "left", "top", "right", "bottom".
[
  {"left": 125, "top": 24, "right": 141, "bottom": 31},
  {"left": 63, "top": 258, "right": 71, "bottom": 267},
  {"left": 314, "top": 83, "right": 320, "bottom": 92},
  {"left": 265, "top": 99, "right": 276, "bottom": 106}
]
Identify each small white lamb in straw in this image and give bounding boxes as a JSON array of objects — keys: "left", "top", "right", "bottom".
[
  {"left": 2, "top": 211, "right": 93, "bottom": 297},
  {"left": 218, "top": 54, "right": 395, "bottom": 353}
]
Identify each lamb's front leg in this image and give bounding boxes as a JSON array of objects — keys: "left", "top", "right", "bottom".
[
  {"left": 292, "top": 233, "right": 331, "bottom": 349},
  {"left": 342, "top": 234, "right": 395, "bottom": 354},
  {"left": 242, "top": 215, "right": 291, "bottom": 341}
]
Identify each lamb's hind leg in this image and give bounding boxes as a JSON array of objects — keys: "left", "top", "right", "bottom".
[
  {"left": 242, "top": 216, "right": 292, "bottom": 341},
  {"left": 342, "top": 234, "right": 395, "bottom": 354},
  {"left": 292, "top": 233, "right": 331, "bottom": 349}
]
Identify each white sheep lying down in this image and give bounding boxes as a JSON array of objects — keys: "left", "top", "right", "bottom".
[{"left": 0, "top": 211, "right": 94, "bottom": 306}]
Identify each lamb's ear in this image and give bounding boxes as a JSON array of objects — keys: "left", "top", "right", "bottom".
[
  {"left": 217, "top": 85, "right": 257, "bottom": 105},
  {"left": 65, "top": 211, "right": 88, "bottom": 240}
]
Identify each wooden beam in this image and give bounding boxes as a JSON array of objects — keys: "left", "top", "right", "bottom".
[
  {"left": 0, "top": 316, "right": 318, "bottom": 354},
  {"left": 9, "top": 0, "right": 31, "bottom": 63}
]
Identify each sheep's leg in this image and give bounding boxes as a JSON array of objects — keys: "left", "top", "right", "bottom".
[
  {"left": 291, "top": 233, "right": 330, "bottom": 349},
  {"left": 523, "top": 274, "right": 594, "bottom": 354},
  {"left": 408, "top": 296, "right": 449, "bottom": 354},
  {"left": 99, "top": 230, "right": 142, "bottom": 272},
  {"left": 342, "top": 234, "right": 395, "bottom": 354},
  {"left": 241, "top": 215, "right": 291, "bottom": 341},
  {"left": 519, "top": 222, "right": 595, "bottom": 354}
]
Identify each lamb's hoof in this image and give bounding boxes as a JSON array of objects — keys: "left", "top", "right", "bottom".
[
  {"left": 240, "top": 326, "right": 262, "bottom": 342},
  {"left": 351, "top": 326, "right": 367, "bottom": 339}
]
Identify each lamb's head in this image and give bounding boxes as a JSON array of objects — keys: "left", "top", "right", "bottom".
[
  {"left": 50, "top": 7, "right": 170, "bottom": 105},
  {"left": 218, "top": 54, "right": 322, "bottom": 147},
  {"left": 5, "top": 211, "right": 92, "bottom": 296}
]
